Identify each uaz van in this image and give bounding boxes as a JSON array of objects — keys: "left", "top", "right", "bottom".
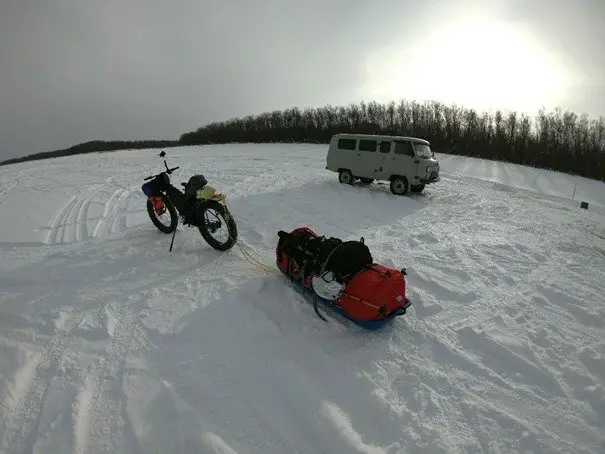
[{"left": 325, "top": 133, "right": 440, "bottom": 195}]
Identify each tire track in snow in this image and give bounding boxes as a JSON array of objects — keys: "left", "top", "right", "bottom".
[
  {"left": 46, "top": 195, "right": 78, "bottom": 245},
  {"left": 0, "top": 310, "right": 82, "bottom": 454},
  {"left": 111, "top": 189, "right": 133, "bottom": 236},
  {"left": 201, "top": 432, "right": 240, "bottom": 454},
  {"left": 44, "top": 185, "right": 101, "bottom": 244},
  {"left": 91, "top": 189, "right": 123, "bottom": 239},
  {"left": 91, "top": 188, "right": 132, "bottom": 240},
  {"left": 59, "top": 195, "right": 82, "bottom": 244},
  {"left": 73, "top": 295, "right": 150, "bottom": 453},
  {"left": 75, "top": 192, "right": 96, "bottom": 243}
]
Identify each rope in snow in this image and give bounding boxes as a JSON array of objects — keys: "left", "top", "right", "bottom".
[
  {"left": 235, "top": 241, "right": 282, "bottom": 276},
  {"left": 209, "top": 197, "right": 281, "bottom": 276}
]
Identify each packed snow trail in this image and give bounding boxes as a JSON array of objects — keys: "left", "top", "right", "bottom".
[{"left": 0, "top": 144, "right": 604, "bottom": 454}]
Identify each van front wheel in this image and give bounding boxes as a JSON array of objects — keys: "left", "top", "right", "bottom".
[
  {"left": 390, "top": 176, "right": 409, "bottom": 196},
  {"left": 338, "top": 169, "right": 354, "bottom": 185}
]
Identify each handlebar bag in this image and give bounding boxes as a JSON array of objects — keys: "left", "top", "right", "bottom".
[{"left": 141, "top": 180, "right": 161, "bottom": 197}]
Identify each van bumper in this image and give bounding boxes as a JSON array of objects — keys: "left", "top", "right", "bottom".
[{"left": 419, "top": 172, "right": 440, "bottom": 184}]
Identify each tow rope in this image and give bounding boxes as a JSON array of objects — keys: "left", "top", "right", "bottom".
[
  {"left": 228, "top": 224, "right": 330, "bottom": 322},
  {"left": 235, "top": 240, "right": 282, "bottom": 276}
]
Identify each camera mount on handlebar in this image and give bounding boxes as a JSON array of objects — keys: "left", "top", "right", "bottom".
[
  {"left": 159, "top": 150, "right": 174, "bottom": 173},
  {"left": 142, "top": 150, "right": 180, "bottom": 181}
]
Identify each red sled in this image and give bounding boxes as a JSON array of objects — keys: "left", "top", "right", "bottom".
[{"left": 276, "top": 227, "right": 412, "bottom": 330}]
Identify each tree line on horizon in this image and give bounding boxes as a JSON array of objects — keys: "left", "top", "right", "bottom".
[
  {"left": 179, "top": 100, "right": 605, "bottom": 181},
  {"left": 0, "top": 139, "right": 178, "bottom": 167},
  {"left": 2, "top": 99, "right": 603, "bottom": 182}
]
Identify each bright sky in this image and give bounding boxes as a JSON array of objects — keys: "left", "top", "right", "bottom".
[
  {"left": 0, "top": 0, "right": 603, "bottom": 159},
  {"left": 361, "top": 6, "right": 576, "bottom": 115}
]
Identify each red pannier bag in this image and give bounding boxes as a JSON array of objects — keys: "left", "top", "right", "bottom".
[
  {"left": 336, "top": 264, "right": 407, "bottom": 321},
  {"left": 276, "top": 226, "right": 317, "bottom": 287}
]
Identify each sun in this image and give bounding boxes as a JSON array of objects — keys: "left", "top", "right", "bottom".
[{"left": 361, "top": 11, "right": 572, "bottom": 115}]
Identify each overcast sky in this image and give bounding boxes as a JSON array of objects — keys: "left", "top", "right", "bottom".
[{"left": 1, "top": 0, "right": 603, "bottom": 160}]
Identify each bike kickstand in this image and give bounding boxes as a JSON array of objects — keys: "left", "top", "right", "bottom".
[{"left": 169, "top": 220, "right": 178, "bottom": 252}]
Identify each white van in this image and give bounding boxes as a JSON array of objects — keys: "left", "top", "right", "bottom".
[{"left": 325, "top": 133, "right": 440, "bottom": 195}]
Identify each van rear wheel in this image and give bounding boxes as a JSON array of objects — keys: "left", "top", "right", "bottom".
[
  {"left": 390, "top": 176, "right": 409, "bottom": 196},
  {"left": 338, "top": 169, "right": 354, "bottom": 185}
]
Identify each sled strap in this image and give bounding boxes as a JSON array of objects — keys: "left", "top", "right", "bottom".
[
  {"left": 367, "top": 266, "right": 392, "bottom": 277},
  {"left": 318, "top": 242, "right": 342, "bottom": 276},
  {"left": 339, "top": 290, "right": 383, "bottom": 312}
]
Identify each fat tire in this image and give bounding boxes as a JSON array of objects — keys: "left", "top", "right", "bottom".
[
  {"left": 147, "top": 198, "right": 178, "bottom": 233},
  {"left": 197, "top": 200, "right": 238, "bottom": 251}
]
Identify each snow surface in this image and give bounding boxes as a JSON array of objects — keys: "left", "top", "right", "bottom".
[{"left": 0, "top": 143, "right": 604, "bottom": 454}]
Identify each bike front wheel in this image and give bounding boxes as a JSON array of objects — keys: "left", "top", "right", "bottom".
[
  {"left": 147, "top": 197, "right": 178, "bottom": 234},
  {"left": 197, "top": 200, "right": 238, "bottom": 251}
]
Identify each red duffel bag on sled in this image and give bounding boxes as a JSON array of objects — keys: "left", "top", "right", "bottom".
[{"left": 276, "top": 227, "right": 412, "bottom": 329}]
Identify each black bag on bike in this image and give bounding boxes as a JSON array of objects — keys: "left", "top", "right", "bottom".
[{"left": 184, "top": 174, "right": 208, "bottom": 201}]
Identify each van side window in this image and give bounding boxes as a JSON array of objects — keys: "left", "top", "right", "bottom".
[
  {"left": 338, "top": 138, "right": 357, "bottom": 150},
  {"left": 359, "top": 139, "right": 377, "bottom": 152},
  {"left": 379, "top": 141, "right": 391, "bottom": 153},
  {"left": 394, "top": 141, "right": 415, "bottom": 157}
]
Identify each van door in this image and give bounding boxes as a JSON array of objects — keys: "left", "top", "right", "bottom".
[
  {"left": 357, "top": 138, "right": 379, "bottom": 179},
  {"left": 392, "top": 140, "right": 418, "bottom": 179},
  {"left": 335, "top": 137, "right": 363, "bottom": 176},
  {"left": 411, "top": 142, "right": 437, "bottom": 180},
  {"left": 376, "top": 140, "right": 392, "bottom": 180}
]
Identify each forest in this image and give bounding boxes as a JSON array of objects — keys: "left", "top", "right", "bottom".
[
  {"left": 3, "top": 99, "right": 603, "bottom": 182},
  {"left": 180, "top": 100, "right": 605, "bottom": 181}
]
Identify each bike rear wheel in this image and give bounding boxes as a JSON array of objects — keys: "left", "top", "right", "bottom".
[
  {"left": 147, "top": 197, "right": 178, "bottom": 233},
  {"left": 197, "top": 200, "right": 238, "bottom": 251}
]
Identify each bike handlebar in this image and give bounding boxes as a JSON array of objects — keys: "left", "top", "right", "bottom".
[
  {"left": 143, "top": 165, "right": 180, "bottom": 181},
  {"left": 143, "top": 153, "right": 180, "bottom": 181}
]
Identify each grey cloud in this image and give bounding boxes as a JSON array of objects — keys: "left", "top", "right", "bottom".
[
  {"left": 1, "top": 0, "right": 603, "bottom": 160},
  {"left": 1, "top": 0, "right": 391, "bottom": 159}
]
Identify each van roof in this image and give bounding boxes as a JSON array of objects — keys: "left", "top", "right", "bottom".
[{"left": 332, "top": 133, "right": 430, "bottom": 145}]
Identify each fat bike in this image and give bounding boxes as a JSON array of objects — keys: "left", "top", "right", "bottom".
[{"left": 141, "top": 151, "right": 238, "bottom": 251}]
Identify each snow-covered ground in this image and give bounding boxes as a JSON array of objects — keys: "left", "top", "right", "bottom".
[{"left": 0, "top": 143, "right": 604, "bottom": 454}]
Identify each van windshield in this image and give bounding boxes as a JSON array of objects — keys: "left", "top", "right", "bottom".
[{"left": 414, "top": 143, "right": 433, "bottom": 158}]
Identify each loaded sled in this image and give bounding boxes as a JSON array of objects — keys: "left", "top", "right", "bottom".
[{"left": 276, "top": 227, "right": 412, "bottom": 330}]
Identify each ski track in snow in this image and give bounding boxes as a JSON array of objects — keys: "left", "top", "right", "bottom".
[{"left": 0, "top": 144, "right": 604, "bottom": 454}]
